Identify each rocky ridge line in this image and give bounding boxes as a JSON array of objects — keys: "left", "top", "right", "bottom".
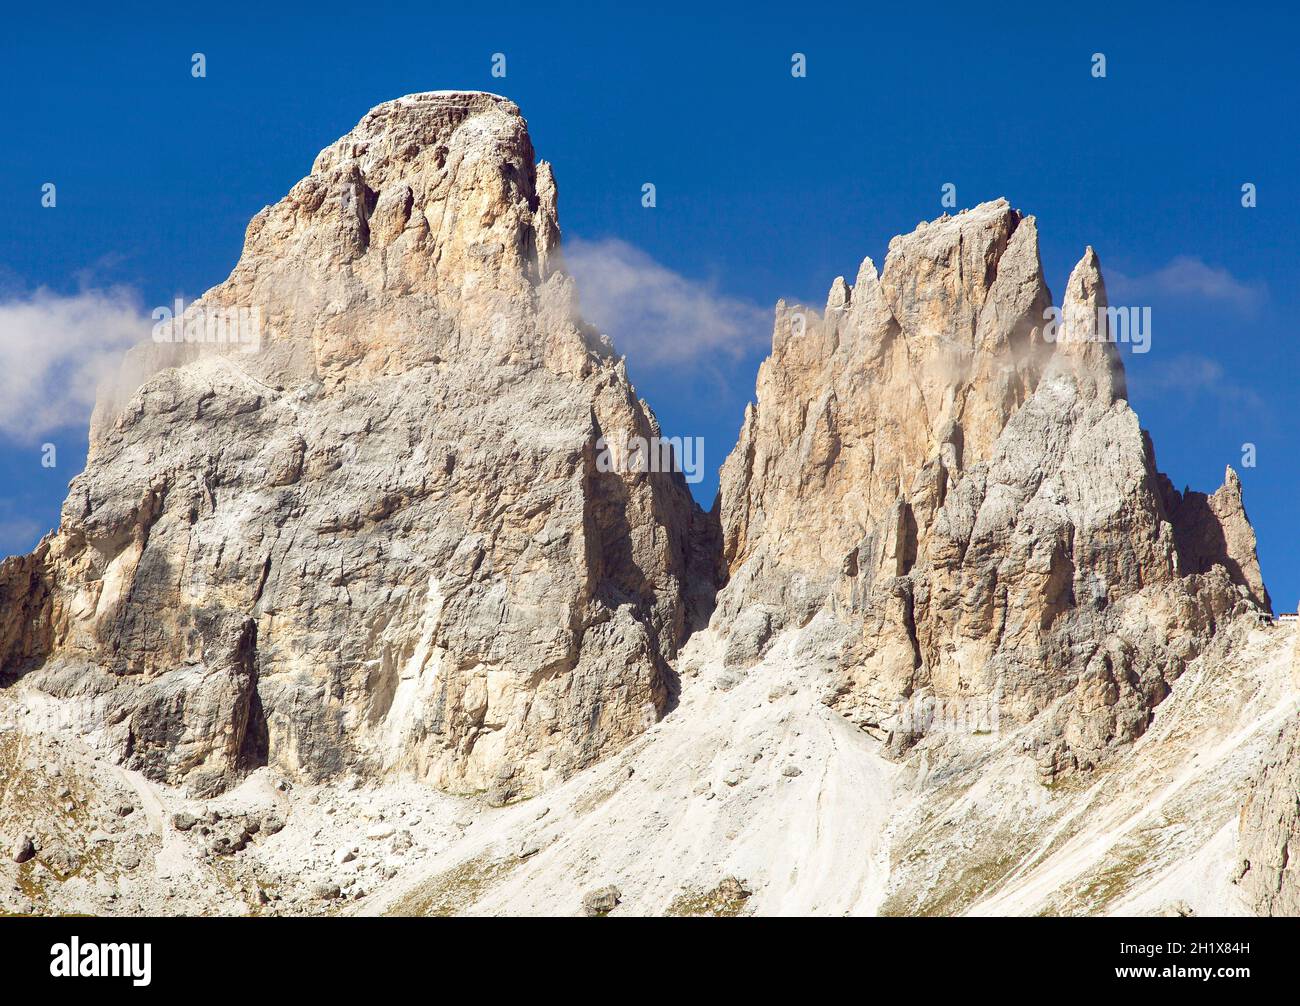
[{"left": 712, "top": 199, "right": 1270, "bottom": 776}]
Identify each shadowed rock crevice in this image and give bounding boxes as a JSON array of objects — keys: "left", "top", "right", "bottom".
[
  {"left": 0, "top": 92, "right": 718, "bottom": 799},
  {"left": 0, "top": 545, "right": 53, "bottom": 683},
  {"left": 0, "top": 112, "right": 1271, "bottom": 808},
  {"left": 710, "top": 199, "right": 1272, "bottom": 773},
  {"left": 1169, "top": 467, "right": 1271, "bottom": 612}
]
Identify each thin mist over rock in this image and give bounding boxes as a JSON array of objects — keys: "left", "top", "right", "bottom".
[
  {"left": 1, "top": 93, "right": 1295, "bottom": 922},
  {"left": 1, "top": 93, "right": 718, "bottom": 803}
]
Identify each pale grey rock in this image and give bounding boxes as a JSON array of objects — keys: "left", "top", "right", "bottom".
[
  {"left": 0, "top": 92, "right": 718, "bottom": 799},
  {"left": 9, "top": 834, "right": 36, "bottom": 864},
  {"left": 581, "top": 884, "right": 621, "bottom": 916},
  {"left": 1237, "top": 718, "right": 1300, "bottom": 916},
  {"left": 207, "top": 820, "right": 253, "bottom": 856},
  {"left": 717, "top": 876, "right": 751, "bottom": 901},
  {"left": 722, "top": 605, "right": 775, "bottom": 668},
  {"left": 0, "top": 104, "right": 1284, "bottom": 919},
  {"left": 714, "top": 201, "right": 1269, "bottom": 773},
  {"left": 171, "top": 811, "right": 198, "bottom": 831}
]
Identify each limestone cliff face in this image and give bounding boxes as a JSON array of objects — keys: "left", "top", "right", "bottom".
[
  {"left": 1238, "top": 696, "right": 1300, "bottom": 916},
  {"left": 1172, "top": 466, "right": 1271, "bottom": 611},
  {"left": 715, "top": 200, "right": 1269, "bottom": 773},
  {"left": 0, "top": 92, "right": 714, "bottom": 799},
  {"left": 718, "top": 201, "right": 1051, "bottom": 629},
  {"left": 0, "top": 107, "right": 1274, "bottom": 808}
]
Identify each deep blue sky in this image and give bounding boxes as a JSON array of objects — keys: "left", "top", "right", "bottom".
[{"left": 2, "top": 2, "right": 1297, "bottom": 607}]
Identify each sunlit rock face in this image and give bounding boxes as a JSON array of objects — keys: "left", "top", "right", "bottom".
[
  {"left": 0, "top": 104, "right": 1272, "bottom": 811},
  {"left": 0, "top": 92, "right": 717, "bottom": 800},
  {"left": 715, "top": 200, "right": 1269, "bottom": 774}
]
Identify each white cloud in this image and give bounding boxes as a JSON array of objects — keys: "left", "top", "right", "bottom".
[
  {"left": 564, "top": 238, "right": 771, "bottom": 368},
  {"left": 1108, "top": 256, "right": 1265, "bottom": 313},
  {"left": 1138, "top": 352, "right": 1268, "bottom": 416},
  {"left": 0, "top": 287, "right": 148, "bottom": 443}
]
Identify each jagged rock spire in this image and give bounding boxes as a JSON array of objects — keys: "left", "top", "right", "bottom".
[
  {"left": 1045, "top": 246, "right": 1128, "bottom": 404},
  {"left": 715, "top": 200, "right": 1269, "bottom": 774}
]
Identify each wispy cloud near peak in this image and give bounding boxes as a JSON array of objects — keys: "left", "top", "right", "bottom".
[
  {"left": 564, "top": 237, "right": 771, "bottom": 369},
  {"left": 1108, "top": 256, "right": 1265, "bottom": 314},
  {"left": 0, "top": 287, "right": 148, "bottom": 443}
]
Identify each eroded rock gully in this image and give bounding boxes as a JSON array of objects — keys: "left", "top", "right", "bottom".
[
  {"left": 0, "top": 94, "right": 1275, "bottom": 813},
  {"left": 1, "top": 92, "right": 717, "bottom": 802},
  {"left": 711, "top": 198, "right": 1271, "bottom": 777}
]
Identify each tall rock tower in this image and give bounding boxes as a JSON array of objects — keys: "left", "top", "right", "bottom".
[
  {"left": 0, "top": 93, "right": 716, "bottom": 800},
  {"left": 714, "top": 201, "right": 1269, "bottom": 774}
]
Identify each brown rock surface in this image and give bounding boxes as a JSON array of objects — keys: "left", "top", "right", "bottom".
[
  {"left": 714, "top": 200, "right": 1269, "bottom": 772},
  {"left": 0, "top": 92, "right": 716, "bottom": 799}
]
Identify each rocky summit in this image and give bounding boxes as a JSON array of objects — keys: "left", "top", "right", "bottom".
[
  {"left": 1, "top": 92, "right": 1295, "bottom": 918},
  {"left": 714, "top": 201, "right": 1269, "bottom": 776},
  {"left": 0, "top": 92, "right": 717, "bottom": 803}
]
